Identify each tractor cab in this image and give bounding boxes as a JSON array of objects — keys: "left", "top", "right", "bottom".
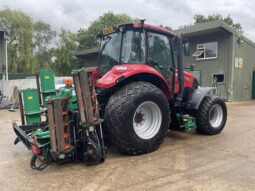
[
  {"left": 97, "top": 22, "right": 175, "bottom": 80},
  {"left": 96, "top": 22, "right": 197, "bottom": 106}
]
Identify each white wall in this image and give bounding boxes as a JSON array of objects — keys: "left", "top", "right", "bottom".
[
  {"left": 1, "top": 79, "right": 37, "bottom": 98},
  {"left": 0, "top": 76, "right": 72, "bottom": 98}
]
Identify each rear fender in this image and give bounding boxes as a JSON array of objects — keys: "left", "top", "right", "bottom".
[
  {"left": 185, "top": 87, "right": 216, "bottom": 110},
  {"left": 96, "top": 64, "right": 172, "bottom": 99}
]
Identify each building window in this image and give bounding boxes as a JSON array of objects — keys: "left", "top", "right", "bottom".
[
  {"left": 213, "top": 74, "right": 224, "bottom": 83},
  {"left": 193, "top": 42, "right": 218, "bottom": 60}
]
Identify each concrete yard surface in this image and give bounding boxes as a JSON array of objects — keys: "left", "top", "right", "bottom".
[{"left": 0, "top": 101, "right": 255, "bottom": 191}]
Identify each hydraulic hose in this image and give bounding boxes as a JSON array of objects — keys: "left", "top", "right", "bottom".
[{"left": 30, "top": 154, "right": 50, "bottom": 170}]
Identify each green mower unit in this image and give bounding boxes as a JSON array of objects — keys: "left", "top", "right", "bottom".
[
  {"left": 13, "top": 69, "right": 106, "bottom": 170},
  {"left": 180, "top": 115, "right": 197, "bottom": 132},
  {"left": 58, "top": 86, "right": 78, "bottom": 110},
  {"left": 36, "top": 69, "right": 56, "bottom": 107},
  {"left": 18, "top": 89, "right": 41, "bottom": 125}
]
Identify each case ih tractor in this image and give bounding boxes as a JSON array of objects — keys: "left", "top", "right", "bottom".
[{"left": 13, "top": 21, "right": 227, "bottom": 169}]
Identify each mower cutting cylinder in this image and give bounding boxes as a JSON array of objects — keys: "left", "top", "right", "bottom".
[{"left": 47, "top": 95, "right": 72, "bottom": 158}]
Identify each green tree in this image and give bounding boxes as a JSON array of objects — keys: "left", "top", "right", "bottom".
[
  {"left": 77, "top": 12, "right": 136, "bottom": 50},
  {"left": 0, "top": 8, "right": 34, "bottom": 73},
  {"left": 51, "top": 29, "right": 78, "bottom": 76},
  {"left": 33, "top": 21, "right": 56, "bottom": 70},
  {"left": 0, "top": 8, "right": 57, "bottom": 73},
  {"left": 193, "top": 14, "right": 243, "bottom": 33}
]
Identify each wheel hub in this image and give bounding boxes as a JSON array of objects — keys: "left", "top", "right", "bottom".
[
  {"left": 209, "top": 104, "right": 223, "bottom": 128},
  {"left": 133, "top": 101, "right": 162, "bottom": 140},
  {"left": 134, "top": 112, "right": 143, "bottom": 124}
]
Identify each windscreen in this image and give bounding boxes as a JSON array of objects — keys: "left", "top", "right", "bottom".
[
  {"left": 98, "top": 32, "right": 122, "bottom": 75},
  {"left": 98, "top": 29, "right": 146, "bottom": 75}
]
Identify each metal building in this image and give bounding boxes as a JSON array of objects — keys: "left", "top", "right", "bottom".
[
  {"left": 75, "top": 48, "right": 99, "bottom": 68},
  {"left": 175, "top": 20, "right": 255, "bottom": 101},
  {"left": 75, "top": 20, "right": 255, "bottom": 101}
]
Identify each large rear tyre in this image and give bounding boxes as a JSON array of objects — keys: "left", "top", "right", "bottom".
[
  {"left": 104, "top": 82, "right": 170, "bottom": 155},
  {"left": 196, "top": 96, "right": 227, "bottom": 135}
]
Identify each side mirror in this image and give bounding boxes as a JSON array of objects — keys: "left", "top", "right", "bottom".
[{"left": 183, "top": 42, "right": 190, "bottom": 56}]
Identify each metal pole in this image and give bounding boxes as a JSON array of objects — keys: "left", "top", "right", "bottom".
[
  {"left": 1, "top": 72, "right": 3, "bottom": 95},
  {"left": 4, "top": 31, "right": 8, "bottom": 81},
  {"left": 18, "top": 91, "right": 25, "bottom": 125}
]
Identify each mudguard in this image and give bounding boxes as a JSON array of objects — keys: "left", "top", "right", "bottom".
[
  {"left": 96, "top": 64, "right": 171, "bottom": 98},
  {"left": 185, "top": 87, "right": 216, "bottom": 110}
]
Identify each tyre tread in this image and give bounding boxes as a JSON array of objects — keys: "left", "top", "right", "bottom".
[
  {"left": 105, "top": 82, "right": 170, "bottom": 155},
  {"left": 196, "top": 96, "right": 227, "bottom": 135}
]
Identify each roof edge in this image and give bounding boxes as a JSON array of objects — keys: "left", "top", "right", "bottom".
[
  {"left": 0, "top": 28, "right": 7, "bottom": 32},
  {"left": 75, "top": 47, "right": 99, "bottom": 56},
  {"left": 174, "top": 20, "right": 255, "bottom": 48}
]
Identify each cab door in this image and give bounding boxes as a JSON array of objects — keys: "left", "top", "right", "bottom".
[{"left": 147, "top": 32, "right": 174, "bottom": 87}]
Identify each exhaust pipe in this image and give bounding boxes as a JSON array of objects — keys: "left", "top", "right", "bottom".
[{"left": 175, "top": 34, "right": 184, "bottom": 107}]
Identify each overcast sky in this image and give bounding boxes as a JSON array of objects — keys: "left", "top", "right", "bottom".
[{"left": 1, "top": 0, "right": 255, "bottom": 41}]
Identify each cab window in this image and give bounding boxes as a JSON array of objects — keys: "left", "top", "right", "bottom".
[
  {"left": 121, "top": 30, "right": 146, "bottom": 63},
  {"left": 147, "top": 32, "right": 172, "bottom": 68}
]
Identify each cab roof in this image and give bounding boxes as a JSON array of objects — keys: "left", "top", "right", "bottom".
[{"left": 119, "top": 22, "right": 176, "bottom": 37}]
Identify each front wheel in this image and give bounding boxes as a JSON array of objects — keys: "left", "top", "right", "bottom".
[
  {"left": 104, "top": 82, "right": 171, "bottom": 155},
  {"left": 195, "top": 96, "right": 227, "bottom": 135}
]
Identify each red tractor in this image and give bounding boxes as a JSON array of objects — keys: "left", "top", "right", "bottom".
[
  {"left": 94, "top": 20, "right": 227, "bottom": 154},
  {"left": 13, "top": 21, "right": 227, "bottom": 169}
]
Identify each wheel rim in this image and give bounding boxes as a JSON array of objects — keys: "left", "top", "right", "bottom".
[
  {"left": 133, "top": 101, "right": 162, "bottom": 140},
  {"left": 209, "top": 104, "right": 223, "bottom": 128}
]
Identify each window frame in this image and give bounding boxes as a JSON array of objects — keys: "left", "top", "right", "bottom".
[
  {"left": 146, "top": 31, "right": 173, "bottom": 69},
  {"left": 194, "top": 42, "right": 218, "bottom": 60},
  {"left": 213, "top": 73, "right": 225, "bottom": 84},
  {"left": 120, "top": 29, "right": 146, "bottom": 64}
]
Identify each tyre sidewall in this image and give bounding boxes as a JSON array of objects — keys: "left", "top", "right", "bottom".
[
  {"left": 125, "top": 89, "right": 169, "bottom": 149},
  {"left": 105, "top": 82, "right": 170, "bottom": 154},
  {"left": 197, "top": 96, "right": 227, "bottom": 135}
]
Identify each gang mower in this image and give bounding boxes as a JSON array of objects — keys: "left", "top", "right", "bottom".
[{"left": 13, "top": 21, "right": 227, "bottom": 170}]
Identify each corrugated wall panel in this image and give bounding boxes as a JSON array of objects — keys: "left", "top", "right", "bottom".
[
  {"left": 183, "top": 31, "right": 232, "bottom": 100},
  {"left": 232, "top": 35, "right": 255, "bottom": 100}
]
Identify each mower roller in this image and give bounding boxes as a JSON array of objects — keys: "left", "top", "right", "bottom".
[{"left": 13, "top": 21, "right": 227, "bottom": 170}]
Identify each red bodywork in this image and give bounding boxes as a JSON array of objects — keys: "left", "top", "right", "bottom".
[
  {"left": 97, "top": 64, "right": 167, "bottom": 88},
  {"left": 95, "top": 64, "right": 197, "bottom": 100},
  {"left": 131, "top": 22, "right": 176, "bottom": 36},
  {"left": 174, "top": 71, "right": 197, "bottom": 94},
  {"left": 93, "top": 23, "right": 197, "bottom": 100}
]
